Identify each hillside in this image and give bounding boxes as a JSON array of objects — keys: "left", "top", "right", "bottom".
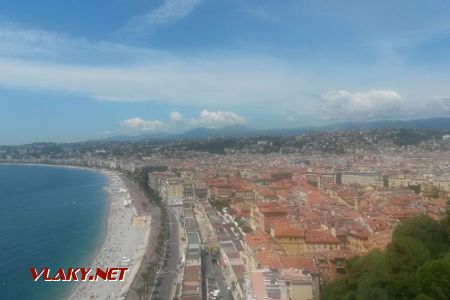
[{"left": 322, "top": 210, "right": 450, "bottom": 300}]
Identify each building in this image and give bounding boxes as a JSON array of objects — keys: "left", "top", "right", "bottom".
[
  {"left": 305, "top": 230, "right": 341, "bottom": 252},
  {"left": 270, "top": 221, "right": 306, "bottom": 255},
  {"left": 346, "top": 228, "right": 370, "bottom": 253},
  {"left": 282, "top": 269, "right": 314, "bottom": 300},
  {"left": 341, "top": 172, "right": 384, "bottom": 187},
  {"left": 162, "top": 177, "right": 184, "bottom": 205},
  {"left": 252, "top": 203, "right": 289, "bottom": 233},
  {"left": 250, "top": 269, "right": 288, "bottom": 300}
]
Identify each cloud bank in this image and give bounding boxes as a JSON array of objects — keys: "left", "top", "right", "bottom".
[
  {"left": 1, "top": 24, "right": 450, "bottom": 125},
  {"left": 119, "top": 118, "right": 164, "bottom": 132},
  {"left": 119, "top": 110, "right": 246, "bottom": 133},
  {"left": 0, "top": 54, "right": 303, "bottom": 107},
  {"left": 192, "top": 110, "right": 246, "bottom": 128},
  {"left": 320, "top": 89, "right": 405, "bottom": 120}
]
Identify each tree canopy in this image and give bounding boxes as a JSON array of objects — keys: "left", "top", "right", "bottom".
[{"left": 322, "top": 212, "right": 450, "bottom": 300}]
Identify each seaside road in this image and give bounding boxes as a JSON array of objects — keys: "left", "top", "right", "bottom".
[
  {"left": 152, "top": 206, "right": 180, "bottom": 300},
  {"left": 205, "top": 250, "right": 233, "bottom": 300}
]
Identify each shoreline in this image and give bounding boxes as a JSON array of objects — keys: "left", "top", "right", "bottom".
[
  {"left": 0, "top": 163, "right": 151, "bottom": 299},
  {"left": 0, "top": 162, "right": 103, "bottom": 172},
  {"left": 62, "top": 169, "right": 113, "bottom": 300},
  {"left": 67, "top": 170, "right": 151, "bottom": 300}
]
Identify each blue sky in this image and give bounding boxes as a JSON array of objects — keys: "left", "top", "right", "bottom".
[{"left": 1, "top": 0, "right": 450, "bottom": 144}]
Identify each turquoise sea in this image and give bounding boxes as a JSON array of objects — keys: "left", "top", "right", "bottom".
[{"left": 0, "top": 165, "right": 108, "bottom": 300}]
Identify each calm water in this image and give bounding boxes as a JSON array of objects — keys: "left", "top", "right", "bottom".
[{"left": 0, "top": 165, "right": 108, "bottom": 300}]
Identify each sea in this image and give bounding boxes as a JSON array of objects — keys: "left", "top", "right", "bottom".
[{"left": 0, "top": 164, "right": 109, "bottom": 300}]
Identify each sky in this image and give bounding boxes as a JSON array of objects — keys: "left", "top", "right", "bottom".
[{"left": 1, "top": 0, "right": 450, "bottom": 145}]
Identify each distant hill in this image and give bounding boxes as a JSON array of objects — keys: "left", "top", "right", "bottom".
[
  {"left": 101, "top": 132, "right": 171, "bottom": 142},
  {"left": 323, "top": 117, "right": 450, "bottom": 131},
  {"left": 173, "top": 125, "right": 259, "bottom": 139},
  {"left": 100, "top": 117, "right": 450, "bottom": 142}
]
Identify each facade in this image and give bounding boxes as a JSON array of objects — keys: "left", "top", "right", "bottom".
[
  {"left": 235, "top": 188, "right": 254, "bottom": 201},
  {"left": 341, "top": 172, "right": 383, "bottom": 187},
  {"left": 305, "top": 231, "right": 341, "bottom": 252},
  {"left": 282, "top": 269, "right": 314, "bottom": 300},
  {"left": 251, "top": 203, "right": 289, "bottom": 233},
  {"left": 162, "top": 177, "right": 184, "bottom": 205},
  {"left": 346, "top": 230, "right": 369, "bottom": 253},
  {"left": 320, "top": 174, "right": 337, "bottom": 186},
  {"left": 270, "top": 222, "right": 306, "bottom": 256}
]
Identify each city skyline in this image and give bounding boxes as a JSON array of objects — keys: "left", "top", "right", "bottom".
[{"left": 1, "top": 0, "right": 450, "bottom": 144}]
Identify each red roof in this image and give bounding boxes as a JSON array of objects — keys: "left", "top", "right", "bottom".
[
  {"left": 272, "top": 221, "right": 305, "bottom": 238},
  {"left": 256, "top": 251, "right": 318, "bottom": 274},
  {"left": 306, "top": 230, "right": 340, "bottom": 244},
  {"left": 245, "top": 230, "right": 275, "bottom": 248}
]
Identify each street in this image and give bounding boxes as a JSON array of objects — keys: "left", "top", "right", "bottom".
[
  {"left": 204, "top": 251, "right": 233, "bottom": 300},
  {"left": 151, "top": 207, "right": 180, "bottom": 300}
]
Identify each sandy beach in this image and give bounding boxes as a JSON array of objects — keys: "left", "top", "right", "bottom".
[{"left": 67, "top": 170, "right": 151, "bottom": 300}]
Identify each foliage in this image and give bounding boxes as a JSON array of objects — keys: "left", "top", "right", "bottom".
[
  {"left": 128, "top": 168, "right": 170, "bottom": 299},
  {"left": 209, "top": 198, "right": 230, "bottom": 211},
  {"left": 322, "top": 214, "right": 450, "bottom": 300},
  {"left": 416, "top": 255, "right": 450, "bottom": 300},
  {"left": 392, "top": 215, "right": 448, "bottom": 257}
]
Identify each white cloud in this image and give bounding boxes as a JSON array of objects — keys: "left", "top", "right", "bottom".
[
  {"left": 0, "top": 24, "right": 170, "bottom": 64},
  {"left": 0, "top": 25, "right": 305, "bottom": 107},
  {"left": 320, "top": 89, "right": 405, "bottom": 120},
  {"left": 0, "top": 55, "right": 303, "bottom": 107},
  {"left": 118, "top": 110, "right": 246, "bottom": 133},
  {"left": 146, "top": 0, "right": 200, "bottom": 25},
  {"left": 2, "top": 24, "right": 450, "bottom": 123},
  {"left": 422, "top": 97, "right": 450, "bottom": 116},
  {"left": 119, "top": 118, "right": 164, "bottom": 132},
  {"left": 119, "top": 0, "right": 201, "bottom": 35},
  {"left": 191, "top": 110, "right": 246, "bottom": 128},
  {"left": 170, "top": 111, "right": 184, "bottom": 122}
]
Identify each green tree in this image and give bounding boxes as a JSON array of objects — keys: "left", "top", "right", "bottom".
[
  {"left": 351, "top": 250, "right": 394, "bottom": 300},
  {"left": 387, "top": 236, "right": 430, "bottom": 274},
  {"left": 322, "top": 250, "right": 393, "bottom": 300},
  {"left": 393, "top": 215, "right": 448, "bottom": 258},
  {"left": 321, "top": 280, "right": 351, "bottom": 300},
  {"left": 386, "top": 236, "right": 430, "bottom": 299},
  {"left": 414, "top": 294, "right": 435, "bottom": 300},
  {"left": 416, "top": 255, "right": 450, "bottom": 300}
]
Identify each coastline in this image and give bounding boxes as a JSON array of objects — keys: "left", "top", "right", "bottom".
[
  {"left": 0, "top": 162, "right": 101, "bottom": 172},
  {"left": 67, "top": 169, "right": 152, "bottom": 300},
  {"left": 1, "top": 163, "right": 152, "bottom": 300}
]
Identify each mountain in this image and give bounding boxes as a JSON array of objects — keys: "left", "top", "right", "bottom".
[
  {"left": 322, "top": 117, "right": 450, "bottom": 131},
  {"left": 173, "top": 125, "right": 259, "bottom": 139},
  {"left": 100, "top": 117, "right": 450, "bottom": 142},
  {"left": 101, "top": 132, "right": 171, "bottom": 142}
]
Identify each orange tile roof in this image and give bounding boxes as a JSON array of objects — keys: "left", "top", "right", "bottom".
[
  {"left": 255, "top": 251, "right": 318, "bottom": 274},
  {"left": 256, "top": 251, "right": 282, "bottom": 269},
  {"left": 259, "top": 206, "right": 288, "bottom": 214},
  {"left": 245, "top": 230, "right": 273, "bottom": 248},
  {"left": 306, "top": 230, "right": 340, "bottom": 244},
  {"left": 280, "top": 256, "right": 318, "bottom": 274},
  {"left": 272, "top": 222, "right": 305, "bottom": 238},
  {"left": 257, "top": 203, "right": 288, "bottom": 214},
  {"left": 320, "top": 249, "right": 354, "bottom": 260}
]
